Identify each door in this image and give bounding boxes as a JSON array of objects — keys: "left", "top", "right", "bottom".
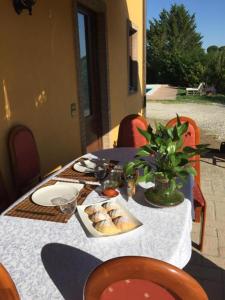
[{"left": 77, "top": 7, "right": 103, "bottom": 153}]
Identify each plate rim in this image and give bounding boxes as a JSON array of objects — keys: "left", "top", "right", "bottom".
[
  {"left": 31, "top": 185, "right": 79, "bottom": 207},
  {"left": 73, "top": 161, "right": 95, "bottom": 173}
]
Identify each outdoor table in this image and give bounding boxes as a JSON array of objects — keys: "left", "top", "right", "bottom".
[{"left": 0, "top": 147, "right": 192, "bottom": 300}]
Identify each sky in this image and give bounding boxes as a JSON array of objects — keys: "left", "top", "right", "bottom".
[{"left": 146, "top": 0, "right": 225, "bottom": 50}]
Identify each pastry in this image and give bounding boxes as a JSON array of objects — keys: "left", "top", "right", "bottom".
[
  {"left": 113, "top": 216, "right": 134, "bottom": 231},
  {"left": 84, "top": 205, "right": 105, "bottom": 215},
  {"left": 102, "top": 202, "right": 119, "bottom": 212},
  {"left": 93, "top": 219, "right": 118, "bottom": 234},
  {"left": 89, "top": 211, "right": 108, "bottom": 222},
  {"left": 108, "top": 209, "right": 123, "bottom": 219}
]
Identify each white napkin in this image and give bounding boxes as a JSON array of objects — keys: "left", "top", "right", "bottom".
[{"left": 55, "top": 181, "right": 84, "bottom": 192}]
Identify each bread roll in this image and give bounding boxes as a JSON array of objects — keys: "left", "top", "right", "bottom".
[
  {"left": 113, "top": 216, "right": 134, "bottom": 231},
  {"left": 108, "top": 209, "right": 123, "bottom": 219},
  {"left": 93, "top": 219, "right": 118, "bottom": 234},
  {"left": 89, "top": 211, "right": 108, "bottom": 222},
  {"left": 84, "top": 205, "right": 105, "bottom": 215},
  {"left": 102, "top": 202, "right": 119, "bottom": 212}
]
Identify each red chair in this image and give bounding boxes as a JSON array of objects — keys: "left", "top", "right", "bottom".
[
  {"left": 166, "top": 116, "right": 206, "bottom": 251},
  {"left": 84, "top": 256, "right": 208, "bottom": 300},
  {"left": 0, "top": 264, "right": 20, "bottom": 300},
  {"left": 8, "top": 125, "right": 41, "bottom": 197},
  {"left": 116, "top": 114, "right": 148, "bottom": 147},
  {"left": 0, "top": 172, "right": 11, "bottom": 213}
]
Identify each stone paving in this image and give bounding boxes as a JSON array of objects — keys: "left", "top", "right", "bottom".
[
  {"left": 184, "top": 155, "right": 225, "bottom": 300},
  {"left": 146, "top": 88, "right": 225, "bottom": 299}
]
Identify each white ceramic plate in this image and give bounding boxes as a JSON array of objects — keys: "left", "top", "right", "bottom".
[
  {"left": 73, "top": 160, "right": 96, "bottom": 173},
  {"left": 77, "top": 198, "right": 143, "bottom": 237},
  {"left": 31, "top": 185, "right": 79, "bottom": 207}
]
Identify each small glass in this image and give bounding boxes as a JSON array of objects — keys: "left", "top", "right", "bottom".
[
  {"left": 51, "top": 195, "right": 77, "bottom": 214},
  {"left": 109, "top": 168, "right": 123, "bottom": 187},
  {"left": 94, "top": 160, "right": 107, "bottom": 180},
  {"left": 127, "top": 178, "right": 136, "bottom": 197},
  {"left": 125, "top": 170, "right": 139, "bottom": 198},
  {"left": 101, "top": 179, "right": 119, "bottom": 197},
  {"left": 102, "top": 179, "right": 118, "bottom": 190}
]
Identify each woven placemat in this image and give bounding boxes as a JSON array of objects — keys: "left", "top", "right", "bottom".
[
  {"left": 57, "top": 165, "right": 97, "bottom": 181},
  {"left": 56, "top": 160, "right": 119, "bottom": 181},
  {"left": 5, "top": 180, "right": 95, "bottom": 223}
]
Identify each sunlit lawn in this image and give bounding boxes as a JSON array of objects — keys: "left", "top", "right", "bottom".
[{"left": 176, "top": 88, "right": 225, "bottom": 104}]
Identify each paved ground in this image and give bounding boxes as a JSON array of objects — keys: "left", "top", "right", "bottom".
[
  {"left": 184, "top": 156, "right": 225, "bottom": 300},
  {"left": 147, "top": 84, "right": 178, "bottom": 100},
  {"left": 146, "top": 98, "right": 225, "bottom": 299},
  {"left": 146, "top": 101, "right": 225, "bottom": 149}
]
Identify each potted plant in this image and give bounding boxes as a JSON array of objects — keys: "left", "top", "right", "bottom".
[{"left": 124, "top": 115, "right": 208, "bottom": 207}]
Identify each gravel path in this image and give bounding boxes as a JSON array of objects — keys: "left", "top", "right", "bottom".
[{"left": 146, "top": 101, "right": 225, "bottom": 148}]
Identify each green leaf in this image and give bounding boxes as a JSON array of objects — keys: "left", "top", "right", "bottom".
[
  {"left": 145, "top": 172, "right": 154, "bottom": 182},
  {"left": 183, "top": 146, "right": 196, "bottom": 153},
  {"left": 167, "top": 143, "right": 176, "bottom": 154},
  {"left": 144, "top": 165, "right": 151, "bottom": 175},
  {"left": 185, "top": 166, "right": 197, "bottom": 176},
  {"left": 136, "top": 149, "right": 151, "bottom": 157},
  {"left": 137, "top": 127, "right": 152, "bottom": 142},
  {"left": 176, "top": 114, "right": 181, "bottom": 126},
  {"left": 175, "top": 138, "right": 183, "bottom": 150},
  {"left": 123, "top": 162, "right": 135, "bottom": 175},
  {"left": 167, "top": 127, "right": 174, "bottom": 139},
  {"left": 177, "top": 122, "right": 188, "bottom": 136}
]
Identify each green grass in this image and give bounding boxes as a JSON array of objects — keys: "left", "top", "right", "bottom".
[{"left": 176, "top": 88, "right": 225, "bottom": 104}]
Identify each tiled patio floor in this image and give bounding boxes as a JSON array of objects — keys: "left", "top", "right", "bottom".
[{"left": 184, "top": 155, "right": 225, "bottom": 300}]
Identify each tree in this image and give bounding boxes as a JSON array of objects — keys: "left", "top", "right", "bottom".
[
  {"left": 147, "top": 4, "right": 205, "bottom": 86},
  {"left": 205, "top": 47, "right": 225, "bottom": 93},
  {"left": 207, "top": 45, "right": 218, "bottom": 53}
]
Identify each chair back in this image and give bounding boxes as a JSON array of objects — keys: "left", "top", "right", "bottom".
[
  {"left": 0, "top": 172, "right": 11, "bottom": 213},
  {"left": 197, "top": 82, "right": 204, "bottom": 90},
  {"left": 117, "top": 114, "right": 148, "bottom": 147},
  {"left": 84, "top": 256, "right": 208, "bottom": 300},
  {"left": 166, "top": 116, "right": 201, "bottom": 186},
  {"left": 8, "top": 125, "right": 41, "bottom": 196},
  {"left": 0, "top": 264, "right": 20, "bottom": 300}
]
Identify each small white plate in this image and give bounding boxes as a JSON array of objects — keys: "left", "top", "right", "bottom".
[
  {"left": 32, "top": 185, "right": 79, "bottom": 207},
  {"left": 73, "top": 160, "right": 96, "bottom": 173}
]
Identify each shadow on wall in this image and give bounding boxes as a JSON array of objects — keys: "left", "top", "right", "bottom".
[{"left": 41, "top": 243, "right": 102, "bottom": 299}]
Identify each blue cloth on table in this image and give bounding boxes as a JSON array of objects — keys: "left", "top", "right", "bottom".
[{"left": 179, "top": 175, "right": 194, "bottom": 219}]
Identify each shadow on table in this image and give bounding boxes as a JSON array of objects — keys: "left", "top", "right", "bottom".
[
  {"left": 184, "top": 250, "right": 225, "bottom": 300},
  {"left": 41, "top": 243, "right": 102, "bottom": 300}
]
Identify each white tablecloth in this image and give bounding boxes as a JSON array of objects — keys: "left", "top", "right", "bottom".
[{"left": 0, "top": 148, "right": 192, "bottom": 300}]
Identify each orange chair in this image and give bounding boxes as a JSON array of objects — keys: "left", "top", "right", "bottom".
[
  {"left": 84, "top": 256, "right": 208, "bottom": 300},
  {"left": 166, "top": 116, "right": 206, "bottom": 251},
  {"left": 0, "top": 172, "right": 11, "bottom": 213},
  {"left": 116, "top": 114, "right": 148, "bottom": 147},
  {"left": 0, "top": 264, "right": 20, "bottom": 300},
  {"left": 8, "top": 125, "right": 41, "bottom": 197}
]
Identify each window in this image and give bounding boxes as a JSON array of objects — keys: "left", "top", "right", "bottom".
[{"left": 128, "top": 20, "right": 138, "bottom": 93}]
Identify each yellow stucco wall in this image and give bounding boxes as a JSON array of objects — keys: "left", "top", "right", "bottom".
[
  {"left": 107, "top": 0, "right": 145, "bottom": 144},
  {"left": 0, "top": 0, "right": 82, "bottom": 196},
  {"left": 0, "top": 0, "right": 145, "bottom": 198}
]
